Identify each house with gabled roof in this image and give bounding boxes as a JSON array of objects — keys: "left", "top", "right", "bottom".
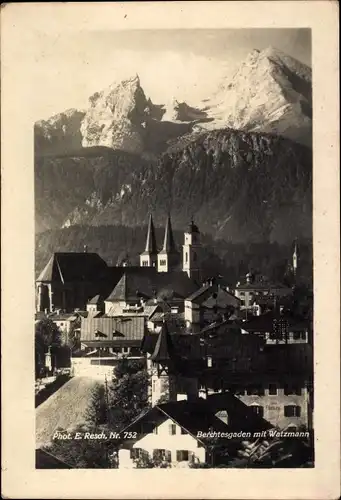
[
  {"left": 72, "top": 315, "right": 147, "bottom": 379},
  {"left": 184, "top": 281, "right": 241, "bottom": 331},
  {"left": 234, "top": 272, "right": 292, "bottom": 311},
  {"left": 118, "top": 393, "right": 272, "bottom": 468}
]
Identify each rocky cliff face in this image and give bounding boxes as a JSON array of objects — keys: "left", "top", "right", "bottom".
[
  {"left": 35, "top": 128, "right": 311, "bottom": 244},
  {"left": 34, "top": 109, "right": 85, "bottom": 155},
  {"left": 34, "top": 47, "right": 312, "bottom": 156},
  {"left": 34, "top": 47, "right": 312, "bottom": 246},
  {"left": 199, "top": 47, "right": 312, "bottom": 147},
  {"left": 80, "top": 75, "right": 158, "bottom": 154}
]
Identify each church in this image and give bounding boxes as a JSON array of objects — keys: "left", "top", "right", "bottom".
[{"left": 35, "top": 215, "right": 204, "bottom": 314}]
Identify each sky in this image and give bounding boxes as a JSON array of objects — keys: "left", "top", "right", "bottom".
[{"left": 31, "top": 28, "right": 311, "bottom": 121}]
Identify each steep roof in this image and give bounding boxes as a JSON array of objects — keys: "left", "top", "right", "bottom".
[
  {"left": 187, "top": 285, "right": 240, "bottom": 308},
  {"left": 80, "top": 316, "right": 146, "bottom": 342},
  {"left": 186, "top": 283, "right": 212, "bottom": 302},
  {"left": 150, "top": 322, "right": 175, "bottom": 362},
  {"left": 88, "top": 294, "right": 103, "bottom": 305},
  {"left": 36, "top": 448, "right": 73, "bottom": 469},
  {"left": 160, "top": 214, "right": 176, "bottom": 253},
  {"left": 36, "top": 252, "right": 108, "bottom": 283},
  {"left": 141, "top": 213, "right": 157, "bottom": 255},
  {"left": 119, "top": 392, "right": 271, "bottom": 444},
  {"left": 105, "top": 269, "right": 197, "bottom": 303}
]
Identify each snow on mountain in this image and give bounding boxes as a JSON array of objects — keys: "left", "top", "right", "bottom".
[
  {"left": 34, "top": 47, "right": 312, "bottom": 155},
  {"left": 80, "top": 75, "right": 161, "bottom": 154},
  {"left": 35, "top": 109, "right": 86, "bottom": 154},
  {"left": 196, "top": 47, "right": 312, "bottom": 147}
]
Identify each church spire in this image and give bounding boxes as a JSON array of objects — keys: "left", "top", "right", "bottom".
[
  {"left": 140, "top": 213, "right": 158, "bottom": 268},
  {"left": 157, "top": 214, "right": 180, "bottom": 272},
  {"left": 144, "top": 213, "right": 157, "bottom": 253},
  {"left": 162, "top": 214, "right": 176, "bottom": 252},
  {"left": 292, "top": 238, "right": 298, "bottom": 276}
]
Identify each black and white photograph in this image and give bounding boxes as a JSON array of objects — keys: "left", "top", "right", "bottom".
[
  {"left": 33, "top": 26, "right": 315, "bottom": 470},
  {"left": 1, "top": 2, "right": 339, "bottom": 498}
]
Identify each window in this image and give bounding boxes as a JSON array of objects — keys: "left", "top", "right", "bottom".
[
  {"left": 142, "top": 261, "right": 149, "bottom": 267},
  {"left": 185, "top": 252, "right": 188, "bottom": 263},
  {"left": 130, "top": 448, "right": 142, "bottom": 459},
  {"left": 246, "top": 385, "right": 265, "bottom": 396},
  {"left": 153, "top": 449, "right": 171, "bottom": 462},
  {"left": 284, "top": 385, "right": 302, "bottom": 396},
  {"left": 284, "top": 405, "right": 301, "bottom": 417},
  {"left": 250, "top": 405, "right": 264, "bottom": 417},
  {"left": 169, "top": 424, "right": 176, "bottom": 435},
  {"left": 176, "top": 450, "right": 189, "bottom": 462},
  {"left": 268, "top": 383, "right": 278, "bottom": 395},
  {"left": 293, "top": 331, "right": 306, "bottom": 340},
  {"left": 181, "top": 427, "right": 187, "bottom": 435}
]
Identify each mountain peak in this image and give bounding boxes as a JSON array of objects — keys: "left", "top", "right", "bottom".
[
  {"left": 81, "top": 76, "right": 153, "bottom": 153},
  {"left": 202, "top": 46, "right": 312, "bottom": 147}
]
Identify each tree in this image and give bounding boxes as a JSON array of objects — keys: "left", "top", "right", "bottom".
[
  {"left": 35, "top": 319, "right": 61, "bottom": 377},
  {"left": 85, "top": 384, "right": 108, "bottom": 427},
  {"left": 107, "top": 358, "right": 150, "bottom": 430},
  {"left": 66, "top": 319, "right": 81, "bottom": 352},
  {"left": 44, "top": 424, "right": 115, "bottom": 468}
]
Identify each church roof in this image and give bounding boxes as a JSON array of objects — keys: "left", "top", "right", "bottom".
[
  {"left": 160, "top": 214, "right": 176, "bottom": 253},
  {"left": 105, "top": 269, "right": 197, "bottom": 303},
  {"left": 141, "top": 213, "right": 157, "bottom": 255},
  {"left": 36, "top": 252, "right": 108, "bottom": 283},
  {"left": 188, "top": 220, "right": 200, "bottom": 234}
]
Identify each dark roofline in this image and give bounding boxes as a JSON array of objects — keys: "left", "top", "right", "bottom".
[
  {"left": 156, "top": 405, "right": 207, "bottom": 445},
  {"left": 36, "top": 448, "right": 73, "bottom": 469}
]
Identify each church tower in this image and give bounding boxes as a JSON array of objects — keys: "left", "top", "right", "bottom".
[
  {"left": 140, "top": 214, "right": 157, "bottom": 267},
  {"left": 157, "top": 214, "right": 180, "bottom": 272},
  {"left": 148, "top": 321, "right": 199, "bottom": 405},
  {"left": 292, "top": 239, "right": 299, "bottom": 277},
  {"left": 182, "top": 220, "right": 202, "bottom": 283}
]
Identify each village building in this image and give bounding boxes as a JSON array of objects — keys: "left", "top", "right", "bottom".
[
  {"left": 118, "top": 393, "right": 272, "bottom": 468},
  {"left": 234, "top": 272, "right": 292, "bottom": 312},
  {"left": 141, "top": 318, "right": 313, "bottom": 429},
  {"left": 36, "top": 215, "right": 203, "bottom": 316},
  {"left": 72, "top": 316, "right": 146, "bottom": 379},
  {"left": 184, "top": 281, "right": 241, "bottom": 332},
  {"left": 241, "top": 309, "right": 311, "bottom": 344}
]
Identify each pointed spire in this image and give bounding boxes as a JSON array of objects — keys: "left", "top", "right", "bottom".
[
  {"left": 292, "top": 238, "right": 298, "bottom": 275},
  {"left": 144, "top": 214, "right": 157, "bottom": 254},
  {"left": 150, "top": 321, "right": 175, "bottom": 362},
  {"left": 162, "top": 214, "right": 176, "bottom": 252}
]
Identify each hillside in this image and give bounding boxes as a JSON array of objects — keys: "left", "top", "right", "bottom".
[
  {"left": 35, "top": 128, "right": 312, "bottom": 244},
  {"left": 36, "top": 376, "right": 102, "bottom": 447}
]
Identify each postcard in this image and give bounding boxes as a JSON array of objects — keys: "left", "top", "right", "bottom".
[{"left": 1, "top": 1, "right": 339, "bottom": 499}]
